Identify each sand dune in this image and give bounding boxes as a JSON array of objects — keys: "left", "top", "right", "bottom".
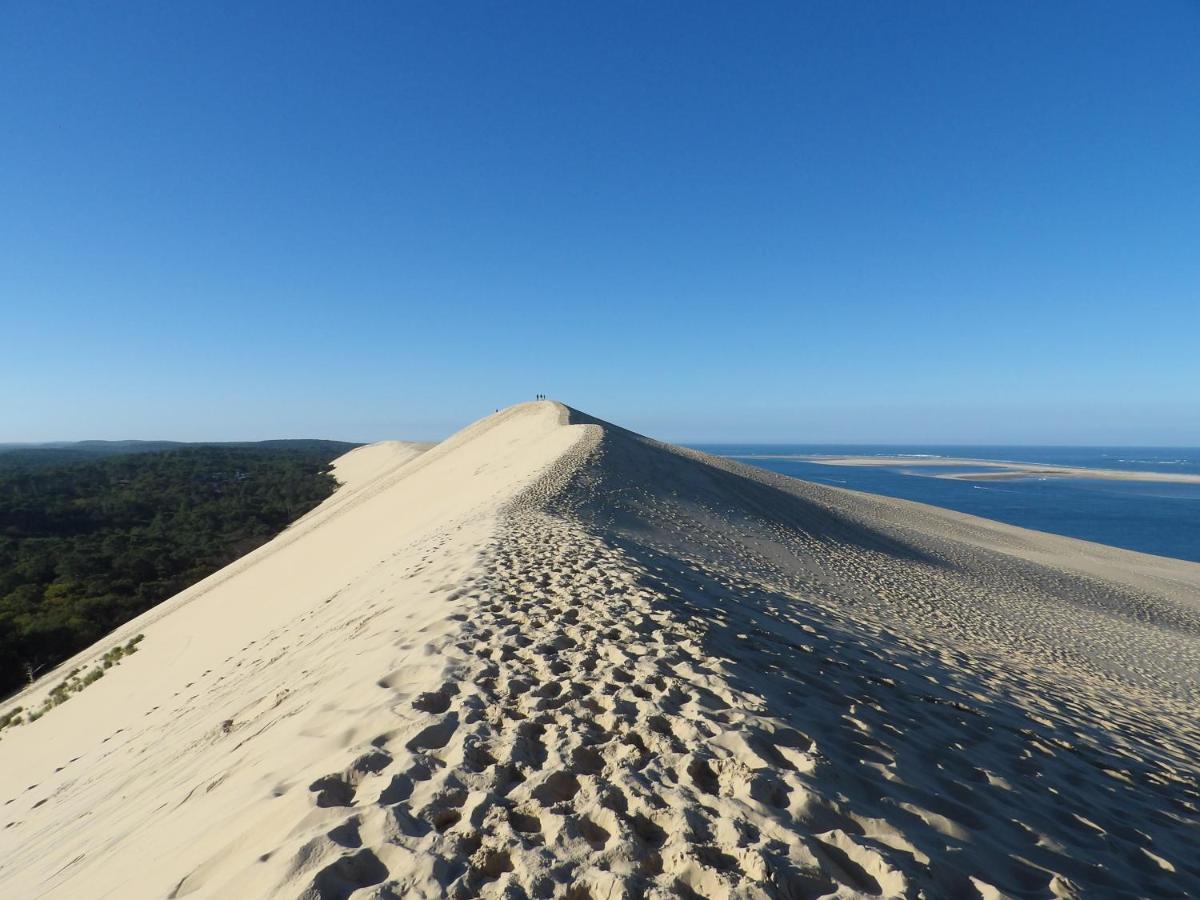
[{"left": 2, "top": 402, "right": 1198, "bottom": 898}]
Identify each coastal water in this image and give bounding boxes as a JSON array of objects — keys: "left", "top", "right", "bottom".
[{"left": 690, "top": 445, "right": 1200, "bottom": 564}]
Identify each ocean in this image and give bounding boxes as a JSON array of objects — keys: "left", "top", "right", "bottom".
[{"left": 690, "top": 445, "right": 1200, "bottom": 564}]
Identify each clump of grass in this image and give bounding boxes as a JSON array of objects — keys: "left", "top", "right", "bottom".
[
  {"left": 0, "top": 707, "right": 23, "bottom": 730},
  {"left": 0, "top": 634, "right": 145, "bottom": 735},
  {"left": 102, "top": 634, "right": 145, "bottom": 669}
]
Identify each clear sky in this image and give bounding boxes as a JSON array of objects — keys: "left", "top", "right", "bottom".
[{"left": 2, "top": 2, "right": 1198, "bottom": 444}]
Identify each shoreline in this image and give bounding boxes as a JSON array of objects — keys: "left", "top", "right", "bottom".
[{"left": 731, "top": 453, "right": 1200, "bottom": 484}]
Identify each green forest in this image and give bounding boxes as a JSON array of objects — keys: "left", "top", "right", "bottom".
[{"left": 0, "top": 442, "right": 356, "bottom": 697}]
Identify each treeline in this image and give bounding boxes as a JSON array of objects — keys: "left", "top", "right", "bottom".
[
  {"left": 0, "top": 443, "right": 355, "bottom": 696},
  {"left": 0, "top": 439, "right": 355, "bottom": 472}
]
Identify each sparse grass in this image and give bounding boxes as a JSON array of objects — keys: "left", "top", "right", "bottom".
[
  {"left": 101, "top": 634, "right": 145, "bottom": 669},
  {"left": 0, "top": 635, "right": 144, "bottom": 738},
  {"left": 0, "top": 707, "right": 23, "bottom": 730}
]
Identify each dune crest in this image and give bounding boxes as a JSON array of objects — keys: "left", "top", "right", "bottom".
[{"left": 2, "top": 401, "right": 1198, "bottom": 898}]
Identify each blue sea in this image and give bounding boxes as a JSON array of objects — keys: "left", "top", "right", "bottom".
[{"left": 689, "top": 445, "right": 1200, "bottom": 564}]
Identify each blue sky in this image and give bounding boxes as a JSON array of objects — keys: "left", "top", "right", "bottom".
[{"left": 2, "top": 2, "right": 1198, "bottom": 444}]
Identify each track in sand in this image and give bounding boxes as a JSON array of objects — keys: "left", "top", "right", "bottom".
[{"left": 1, "top": 402, "right": 1198, "bottom": 898}]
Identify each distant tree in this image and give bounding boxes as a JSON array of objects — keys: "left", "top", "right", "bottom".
[{"left": 0, "top": 444, "right": 351, "bottom": 697}]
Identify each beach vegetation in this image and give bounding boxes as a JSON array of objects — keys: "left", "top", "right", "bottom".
[{"left": 1, "top": 634, "right": 144, "bottom": 734}]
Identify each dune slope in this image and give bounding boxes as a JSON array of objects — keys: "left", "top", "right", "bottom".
[{"left": 1, "top": 402, "right": 1198, "bottom": 899}]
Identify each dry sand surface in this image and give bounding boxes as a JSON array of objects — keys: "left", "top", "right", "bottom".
[{"left": 2, "top": 402, "right": 1199, "bottom": 899}]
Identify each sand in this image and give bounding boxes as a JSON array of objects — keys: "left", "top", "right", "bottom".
[
  {"left": 1, "top": 401, "right": 1198, "bottom": 898},
  {"left": 770, "top": 454, "right": 1200, "bottom": 484}
]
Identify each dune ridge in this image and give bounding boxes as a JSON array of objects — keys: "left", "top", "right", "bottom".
[{"left": 1, "top": 401, "right": 1198, "bottom": 898}]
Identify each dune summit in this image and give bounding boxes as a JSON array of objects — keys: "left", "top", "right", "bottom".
[{"left": 2, "top": 402, "right": 1199, "bottom": 899}]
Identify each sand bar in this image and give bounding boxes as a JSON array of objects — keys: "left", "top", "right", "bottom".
[{"left": 739, "top": 453, "right": 1200, "bottom": 484}]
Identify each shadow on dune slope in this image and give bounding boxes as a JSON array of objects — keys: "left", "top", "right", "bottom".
[
  {"left": 556, "top": 406, "right": 947, "bottom": 572},
  {"left": 556, "top": 406, "right": 1200, "bottom": 651},
  {"left": 544, "top": 407, "right": 1200, "bottom": 897},
  {"left": 612, "top": 540, "right": 1200, "bottom": 897}
]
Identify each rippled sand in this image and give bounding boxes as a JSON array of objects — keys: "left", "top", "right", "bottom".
[{"left": 2, "top": 402, "right": 1197, "bottom": 898}]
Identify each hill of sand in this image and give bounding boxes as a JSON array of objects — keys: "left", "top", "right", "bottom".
[{"left": 2, "top": 402, "right": 1198, "bottom": 899}]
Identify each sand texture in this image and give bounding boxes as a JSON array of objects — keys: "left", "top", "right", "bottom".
[{"left": 2, "top": 402, "right": 1199, "bottom": 899}]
